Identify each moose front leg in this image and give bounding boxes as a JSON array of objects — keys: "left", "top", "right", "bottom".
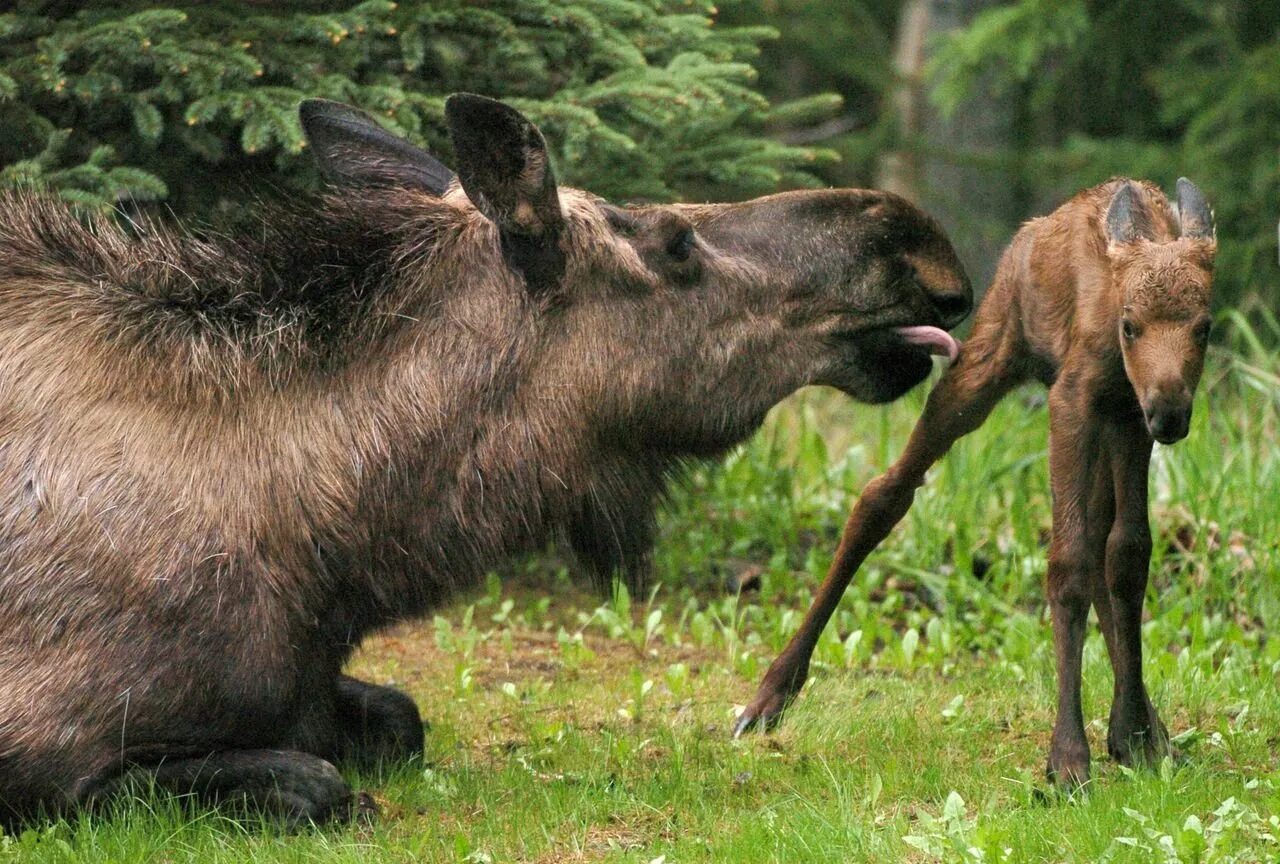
[
  {"left": 84, "top": 749, "right": 357, "bottom": 828},
  {"left": 86, "top": 679, "right": 423, "bottom": 825},
  {"left": 332, "top": 675, "right": 426, "bottom": 773},
  {"left": 1100, "top": 420, "right": 1170, "bottom": 765},
  {"left": 1044, "top": 384, "right": 1103, "bottom": 789},
  {"left": 282, "top": 673, "right": 425, "bottom": 777}
]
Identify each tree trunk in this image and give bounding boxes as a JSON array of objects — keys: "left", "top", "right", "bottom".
[{"left": 879, "top": 0, "right": 1019, "bottom": 300}]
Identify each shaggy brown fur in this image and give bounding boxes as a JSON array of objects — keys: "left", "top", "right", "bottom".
[
  {"left": 0, "top": 95, "right": 971, "bottom": 824},
  {"left": 737, "top": 178, "right": 1216, "bottom": 789}
]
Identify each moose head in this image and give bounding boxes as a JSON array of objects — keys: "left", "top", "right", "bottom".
[
  {"left": 1105, "top": 178, "right": 1216, "bottom": 443},
  {"left": 300, "top": 95, "right": 973, "bottom": 456}
]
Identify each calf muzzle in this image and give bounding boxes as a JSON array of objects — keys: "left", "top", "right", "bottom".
[{"left": 1143, "top": 400, "right": 1191, "bottom": 444}]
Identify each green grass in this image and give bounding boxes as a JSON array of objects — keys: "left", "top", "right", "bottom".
[{"left": 6, "top": 320, "right": 1280, "bottom": 863}]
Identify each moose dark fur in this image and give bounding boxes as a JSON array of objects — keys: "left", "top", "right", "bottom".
[{"left": 0, "top": 95, "right": 971, "bottom": 824}]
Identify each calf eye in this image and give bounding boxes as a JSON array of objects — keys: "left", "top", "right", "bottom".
[
  {"left": 1192, "top": 317, "right": 1212, "bottom": 346},
  {"left": 666, "top": 228, "right": 696, "bottom": 262},
  {"left": 1121, "top": 318, "right": 1138, "bottom": 341}
]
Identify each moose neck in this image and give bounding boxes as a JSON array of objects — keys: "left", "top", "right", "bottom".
[{"left": 0, "top": 189, "right": 794, "bottom": 649}]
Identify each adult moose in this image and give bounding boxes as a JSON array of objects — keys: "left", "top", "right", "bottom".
[
  {"left": 736, "top": 177, "right": 1216, "bottom": 789},
  {"left": 0, "top": 94, "right": 971, "bottom": 824}
]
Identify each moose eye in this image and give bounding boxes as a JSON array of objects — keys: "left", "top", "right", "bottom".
[
  {"left": 603, "top": 205, "right": 638, "bottom": 235},
  {"left": 666, "top": 228, "right": 696, "bottom": 262},
  {"left": 1121, "top": 318, "right": 1138, "bottom": 342},
  {"left": 1192, "top": 317, "right": 1212, "bottom": 346}
]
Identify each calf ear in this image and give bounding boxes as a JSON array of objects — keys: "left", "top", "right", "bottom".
[
  {"left": 444, "top": 93, "right": 563, "bottom": 236},
  {"left": 1104, "top": 181, "right": 1155, "bottom": 249},
  {"left": 1175, "top": 177, "right": 1215, "bottom": 242},
  {"left": 299, "top": 100, "right": 455, "bottom": 196}
]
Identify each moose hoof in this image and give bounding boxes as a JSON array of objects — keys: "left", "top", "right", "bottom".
[{"left": 351, "top": 790, "right": 381, "bottom": 825}]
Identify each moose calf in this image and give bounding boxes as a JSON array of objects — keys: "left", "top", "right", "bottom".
[
  {"left": 0, "top": 95, "right": 972, "bottom": 824},
  {"left": 737, "top": 178, "right": 1216, "bottom": 788}
]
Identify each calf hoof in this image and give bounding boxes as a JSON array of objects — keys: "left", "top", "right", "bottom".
[
  {"left": 1107, "top": 705, "right": 1176, "bottom": 768},
  {"left": 733, "top": 689, "right": 788, "bottom": 738},
  {"left": 336, "top": 676, "right": 427, "bottom": 772},
  {"left": 733, "top": 655, "right": 808, "bottom": 737},
  {"left": 1045, "top": 743, "right": 1091, "bottom": 792}
]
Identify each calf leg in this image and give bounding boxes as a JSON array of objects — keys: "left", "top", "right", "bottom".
[
  {"left": 1044, "top": 384, "right": 1104, "bottom": 789},
  {"left": 1101, "top": 421, "right": 1169, "bottom": 765},
  {"left": 332, "top": 675, "right": 426, "bottom": 773},
  {"left": 1087, "top": 450, "right": 1119, "bottom": 664},
  {"left": 735, "top": 326, "right": 1024, "bottom": 735}
]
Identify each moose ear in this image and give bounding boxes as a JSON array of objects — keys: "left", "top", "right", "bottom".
[
  {"left": 444, "top": 93, "right": 563, "bottom": 236},
  {"left": 1175, "top": 177, "right": 1215, "bottom": 242},
  {"left": 1104, "top": 181, "right": 1155, "bottom": 249},
  {"left": 299, "top": 100, "right": 455, "bottom": 195}
]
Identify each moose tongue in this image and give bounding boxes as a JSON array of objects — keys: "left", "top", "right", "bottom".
[{"left": 895, "top": 325, "right": 960, "bottom": 363}]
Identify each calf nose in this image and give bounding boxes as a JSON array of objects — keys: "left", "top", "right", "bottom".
[{"left": 1145, "top": 405, "right": 1190, "bottom": 444}]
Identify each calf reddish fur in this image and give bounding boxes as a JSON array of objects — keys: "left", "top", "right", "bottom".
[
  {"left": 737, "top": 178, "right": 1216, "bottom": 787},
  {"left": 0, "top": 95, "right": 971, "bottom": 823}
]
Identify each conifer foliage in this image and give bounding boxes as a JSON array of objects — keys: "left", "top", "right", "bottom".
[
  {"left": 926, "top": 0, "right": 1279, "bottom": 310},
  {"left": 0, "top": 1, "right": 838, "bottom": 215}
]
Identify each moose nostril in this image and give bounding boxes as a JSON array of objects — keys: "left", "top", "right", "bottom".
[{"left": 931, "top": 291, "right": 972, "bottom": 328}]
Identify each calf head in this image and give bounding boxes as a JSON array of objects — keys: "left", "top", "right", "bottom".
[
  {"left": 301, "top": 95, "right": 971, "bottom": 455},
  {"left": 1105, "top": 179, "right": 1216, "bottom": 444}
]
